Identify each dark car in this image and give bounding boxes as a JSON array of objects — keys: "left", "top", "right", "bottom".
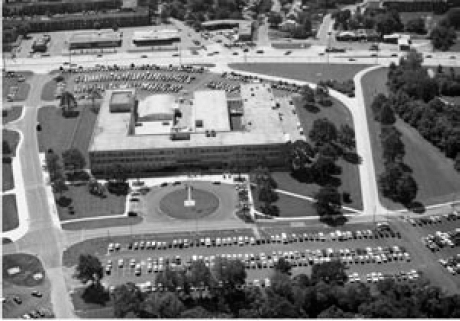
[
  {"left": 13, "top": 296, "right": 22, "bottom": 304},
  {"left": 284, "top": 50, "right": 292, "bottom": 55},
  {"left": 172, "top": 181, "right": 181, "bottom": 186},
  {"left": 160, "top": 182, "right": 168, "bottom": 187},
  {"left": 31, "top": 291, "right": 42, "bottom": 298}
]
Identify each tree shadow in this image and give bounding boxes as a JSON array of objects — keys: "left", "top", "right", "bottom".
[
  {"left": 407, "top": 200, "right": 425, "bottom": 214},
  {"left": 62, "top": 110, "right": 80, "bottom": 118},
  {"left": 304, "top": 103, "right": 321, "bottom": 113},
  {"left": 290, "top": 170, "right": 315, "bottom": 184},
  {"left": 317, "top": 175, "right": 342, "bottom": 188},
  {"left": 320, "top": 214, "right": 348, "bottom": 227}
]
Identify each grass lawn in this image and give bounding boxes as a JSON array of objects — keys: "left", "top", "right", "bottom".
[
  {"left": 57, "top": 185, "right": 127, "bottom": 222},
  {"left": 2, "top": 106, "right": 23, "bottom": 124},
  {"left": 3, "top": 129, "right": 20, "bottom": 157},
  {"left": 2, "top": 195, "right": 19, "bottom": 232},
  {"left": 268, "top": 96, "right": 363, "bottom": 211},
  {"left": 37, "top": 105, "right": 98, "bottom": 165},
  {"left": 40, "top": 79, "right": 60, "bottom": 101},
  {"left": 229, "top": 63, "right": 368, "bottom": 83},
  {"left": 3, "top": 162, "right": 14, "bottom": 192},
  {"left": 159, "top": 188, "right": 219, "bottom": 219},
  {"left": 362, "top": 68, "right": 460, "bottom": 209},
  {"left": 62, "top": 216, "right": 142, "bottom": 231},
  {"left": 253, "top": 190, "right": 318, "bottom": 217}
]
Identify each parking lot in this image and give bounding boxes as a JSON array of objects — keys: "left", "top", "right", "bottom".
[
  {"left": 2, "top": 71, "right": 31, "bottom": 103},
  {"left": 405, "top": 211, "right": 460, "bottom": 275},
  {"left": 63, "top": 221, "right": 439, "bottom": 292}
]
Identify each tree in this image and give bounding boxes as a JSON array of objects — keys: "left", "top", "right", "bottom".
[
  {"left": 155, "top": 265, "right": 188, "bottom": 293},
  {"left": 301, "top": 85, "right": 315, "bottom": 103},
  {"left": 258, "top": 185, "right": 279, "bottom": 204},
  {"left": 318, "top": 305, "right": 352, "bottom": 318},
  {"left": 311, "top": 260, "right": 348, "bottom": 285},
  {"left": 187, "top": 259, "right": 214, "bottom": 290},
  {"left": 81, "top": 282, "right": 110, "bottom": 305},
  {"left": 46, "top": 151, "right": 62, "bottom": 182},
  {"left": 3, "top": 140, "right": 12, "bottom": 155},
  {"left": 405, "top": 17, "right": 426, "bottom": 34},
  {"left": 317, "top": 142, "right": 341, "bottom": 162},
  {"left": 212, "top": 257, "right": 247, "bottom": 289},
  {"left": 394, "top": 172, "right": 418, "bottom": 205},
  {"left": 375, "top": 10, "right": 404, "bottom": 35},
  {"left": 446, "top": 8, "right": 460, "bottom": 29},
  {"left": 380, "top": 127, "right": 405, "bottom": 163},
  {"left": 52, "top": 176, "right": 68, "bottom": 196},
  {"left": 379, "top": 103, "right": 396, "bottom": 125},
  {"left": 288, "top": 140, "right": 315, "bottom": 172},
  {"left": 180, "top": 306, "right": 214, "bottom": 318},
  {"left": 274, "top": 257, "right": 291, "bottom": 275},
  {"left": 309, "top": 118, "right": 338, "bottom": 147},
  {"left": 112, "top": 283, "right": 143, "bottom": 318},
  {"left": 88, "top": 88, "right": 102, "bottom": 113},
  {"left": 268, "top": 11, "right": 282, "bottom": 27},
  {"left": 62, "top": 148, "right": 86, "bottom": 172},
  {"left": 338, "top": 124, "right": 355, "bottom": 150},
  {"left": 314, "top": 185, "right": 342, "bottom": 218},
  {"left": 74, "top": 254, "right": 103, "bottom": 284},
  {"left": 108, "top": 163, "right": 128, "bottom": 183},
  {"left": 60, "top": 91, "right": 77, "bottom": 114},
  {"left": 140, "top": 292, "right": 185, "bottom": 318},
  {"left": 371, "top": 94, "right": 388, "bottom": 116},
  {"left": 431, "top": 21, "right": 457, "bottom": 51}
]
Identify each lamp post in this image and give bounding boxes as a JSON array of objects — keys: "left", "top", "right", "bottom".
[{"left": 327, "top": 31, "right": 332, "bottom": 65}]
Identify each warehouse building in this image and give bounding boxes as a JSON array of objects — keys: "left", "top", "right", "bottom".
[
  {"left": 68, "top": 30, "right": 122, "bottom": 49},
  {"left": 88, "top": 84, "right": 303, "bottom": 177}
]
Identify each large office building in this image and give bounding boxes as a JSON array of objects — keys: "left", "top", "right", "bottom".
[
  {"left": 132, "top": 29, "right": 181, "bottom": 47},
  {"left": 88, "top": 84, "right": 303, "bottom": 177}
]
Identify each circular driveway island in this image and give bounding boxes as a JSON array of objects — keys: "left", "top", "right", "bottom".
[
  {"left": 158, "top": 187, "right": 219, "bottom": 220},
  {"left": 141, "top": 181, "right": 241, "bottom": 225}
]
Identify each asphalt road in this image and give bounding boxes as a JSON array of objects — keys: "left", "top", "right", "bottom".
[{"left": 3, "top": 82, "right": 77, "bottom": 318}]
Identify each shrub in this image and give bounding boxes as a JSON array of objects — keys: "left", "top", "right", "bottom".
[
  {"left": 2, "top": 156, "right": 12, "bottom": 164},
  {"left": 56, "top": 196, "right": 73, "bottom": 207}
]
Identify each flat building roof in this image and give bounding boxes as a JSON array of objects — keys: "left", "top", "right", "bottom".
[
  {"left": 193, "top": 90, "right": 230, "bottom": 132},
  {"left": 69, "top": 30, "right": 121, "bottom": 44},
  {"left": 89, "top": 84, "right": 298, "bottom": 153}
]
